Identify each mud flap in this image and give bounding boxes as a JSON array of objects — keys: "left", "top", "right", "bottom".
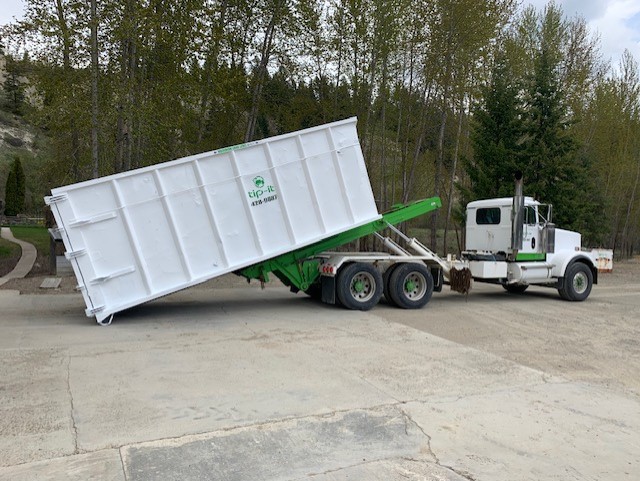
[{"left": 321, "top": 276, "right": 336, "bottom": 305}]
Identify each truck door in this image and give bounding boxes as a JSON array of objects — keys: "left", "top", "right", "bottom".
[{"left": 522, "top": 206, "right": 541, "bottom": 254}]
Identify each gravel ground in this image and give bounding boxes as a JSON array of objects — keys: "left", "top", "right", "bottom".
[
  {"left": 3, "top": 255, "right": 638, "bottom": 398},
  {"left": 1, "top": 256, "right": 638, "bottom": 480},
  {"left": 376, "top": 256, "right": 640, "bottom": 398}
]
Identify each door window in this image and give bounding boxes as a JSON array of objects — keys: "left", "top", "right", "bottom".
[{"left": 524, "top": 206, "right": 538, "bottom": 225}]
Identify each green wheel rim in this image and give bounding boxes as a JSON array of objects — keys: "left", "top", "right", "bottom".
[
  {"left": 402, "top": 272, "right": 427, "bottom": 300},
  {"left": 573, "top": 271, "right": 588, "bottom": 295},
  {"left": 350, "top": 272, "right": 376, "bottom": 302}
]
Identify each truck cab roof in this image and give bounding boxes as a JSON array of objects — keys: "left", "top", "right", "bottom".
[{"left": 467, "top": 197, "right": 540, "bottom": 209}]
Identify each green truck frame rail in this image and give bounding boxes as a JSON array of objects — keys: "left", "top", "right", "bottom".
[{"left": 239, "top": 197, "right": 442, "bottom": 291}]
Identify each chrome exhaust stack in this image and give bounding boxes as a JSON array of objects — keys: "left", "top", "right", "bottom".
[{"left": 511, "top": 171, "right": 525, "bottom": 258}]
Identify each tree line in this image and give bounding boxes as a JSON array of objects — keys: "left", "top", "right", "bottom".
[{"left": 1, "top": 0, "right": 639, "bottom": 257}]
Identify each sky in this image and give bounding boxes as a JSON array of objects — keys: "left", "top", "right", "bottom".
[
  {"left": 527, "top": 0, "right": 640, "bottom": 66},
  {"left": 0, "top": 0, "right": 24, "bottom": 29},
  {"left": 0, "top": 0, "right": 639, "bottom": 67}
]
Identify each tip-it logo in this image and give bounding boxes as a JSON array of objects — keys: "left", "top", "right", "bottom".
[
  {"left": 253, "top": 176, "right": 265, "bottom": 188},
  {"left": 248, "top": 176, "right": 276, "bottom": 200}
]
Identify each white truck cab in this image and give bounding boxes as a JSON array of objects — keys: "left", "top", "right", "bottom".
[
  {"left": 466, "top": 197, "right": 554, "bottom": 258},
  {"left": 462, "top": 175, "right": 598, "bottom": 301}
]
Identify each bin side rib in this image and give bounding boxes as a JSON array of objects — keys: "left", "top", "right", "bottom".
[
  {"left": 325, "top": 127, "right": 356, "bottom": 224},
  {"left": 263, "top": 143, "right": 297, "bottom": 245},
  {"left": 151, "top": 170, "right": 194, "bottom": 281},
  {"left": 110, "top": 180, "right": 154, "bottom": 295},
  {"left": 192, "top": 160, "right": 229, "bottom": 269},
  {"left": 295, "top": 135, "right": 327, "bottom": 232},
  {"left": 230, "top": 151, "right": 264, "bottom": 256}
]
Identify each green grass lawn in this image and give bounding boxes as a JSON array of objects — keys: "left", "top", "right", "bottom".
[
  {"left": 10, "top": 226, "right": 50, "bottom": 257},
  {"left": 0, "top": 237, "right": 21, "bottom": 259}
]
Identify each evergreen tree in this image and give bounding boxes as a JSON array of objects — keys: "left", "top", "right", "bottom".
[
  {"left": 465, "top": 50, "right": 523, "bottom": 203},
  {"left": 521, "top": 44, "right": 572, "bottom": 202},
  {"left": 4, "top": 168, "right": 18, "bottom": 216},
  {"left": 14, "top": 157, "right": 25, "bottom": 213},
  {"left": 521, "top": 43, "right": 603, "bottom": 238},
  {"left": 2, "top": 56, "right": 26, "bottom": 115},
  {"left": 3, "top": 157, "right": 25, "bottom": 216}
]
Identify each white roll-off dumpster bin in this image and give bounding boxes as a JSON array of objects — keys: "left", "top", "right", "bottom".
[{"left": 46, "top": 117, "right": 380, "bottom": 324}]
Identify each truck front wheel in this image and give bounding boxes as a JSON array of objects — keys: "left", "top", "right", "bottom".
[
  {"left": 558, "top": 262, "right": 593, "bottom": 301},
  {"left": 388, "top": 263, "right": 434, "bottom": 309},
  {"left": 336, "top": 263, "right": 383, "bottom": 310}
]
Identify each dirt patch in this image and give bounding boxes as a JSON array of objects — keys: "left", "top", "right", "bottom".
[
  {"left": 0, "top": 255, "right": 20, "bottom": 277},
  {"left": 0, "top": 275, "right": 79, "bottom": 294},
  {"left": 26, "top": 254, "right": 51, "bottom": 276},
  {"left": 0, "top": 239, "right": 21, "bottom": 277},
  {"left": 586, "top": 256, "right": 640, "bottom": 289}
]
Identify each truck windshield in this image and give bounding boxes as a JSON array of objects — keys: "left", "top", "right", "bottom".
[{"left": 538, "top": 204, "right": 552, "bottom": 224}]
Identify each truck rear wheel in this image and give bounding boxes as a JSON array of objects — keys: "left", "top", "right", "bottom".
[
  {"left": 336, "top": 263, "right": 383, "bottom": 310},
  {"left": 388, "top": 263, "right": 433, "bottom": 309},
  {"left": 383, "top": 264, "right": 399, "bottom": 306},
  {"left": 558, "top": 262, "right": 593, "bottom": 301}
]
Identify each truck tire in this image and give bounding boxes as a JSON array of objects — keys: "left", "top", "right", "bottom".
[
  {"left": 383, "top": 264, "right": 400, "bottom": 306},
  {"left": 336, "top": 263, "right": 383, "bottom": 311},
  {"left": 388, "top": 263, "right": 434, "bottom": 309},
  {"left": 558, "top": 262, "right": 593, "bottom": 301},
  {"left": 502, "top": 284, "right": 529, "bottom": 294},
  {"left": 558, "top": 287, "right": 572, "bottom": 301}
]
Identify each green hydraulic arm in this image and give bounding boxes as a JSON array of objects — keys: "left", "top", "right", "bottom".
[{"left": 239, "top": 197, "right": 442, "bottom": 291}]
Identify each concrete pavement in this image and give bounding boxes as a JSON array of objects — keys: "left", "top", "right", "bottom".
[
  {"left": 0, "top": 227, "right": 37, "bottom": 286},
  {"left": 0, "top": 284, "right": 638, "bottom": 480}
]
